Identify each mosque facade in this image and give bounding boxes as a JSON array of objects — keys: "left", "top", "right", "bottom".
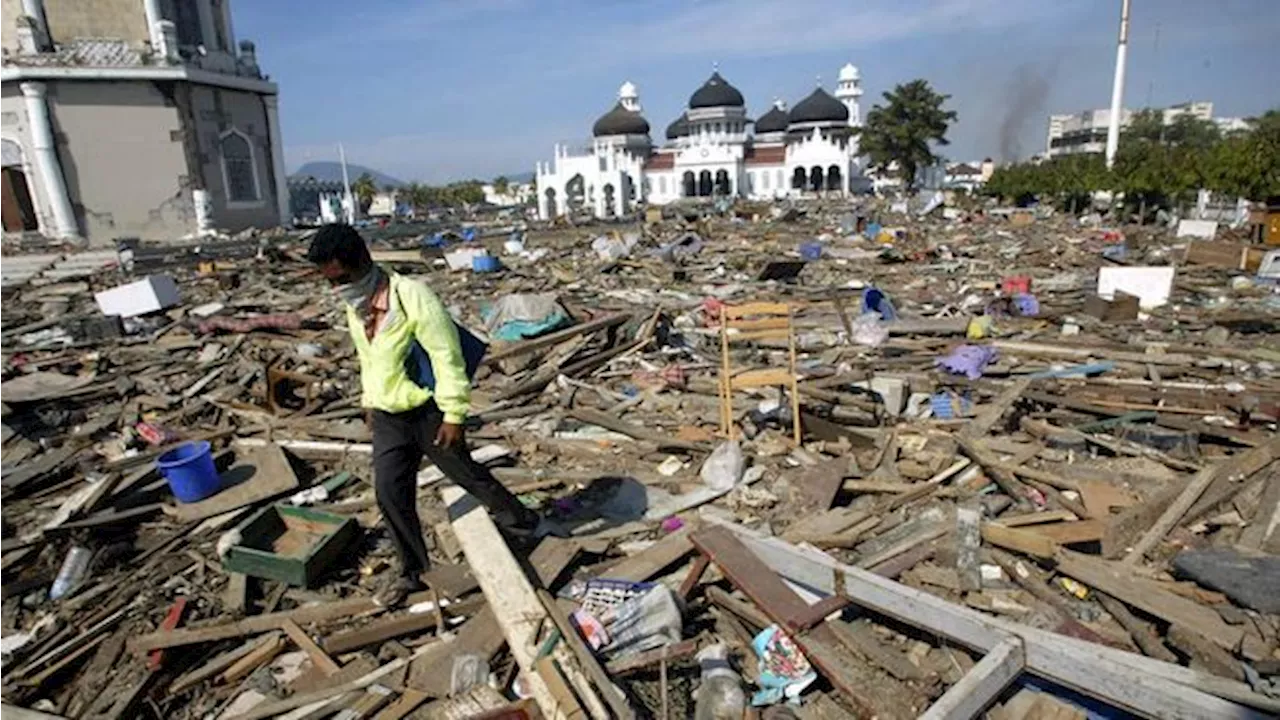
[{"left": 535, "top": 65, "right": 865, "bottom": 220}]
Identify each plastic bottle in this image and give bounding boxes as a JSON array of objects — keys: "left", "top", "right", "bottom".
[
  {"left": 694, "top": 643, "right": 746, "bottom": 720},
  {"left": 49, "top": 546, "right": 92, "bottom": 600}
]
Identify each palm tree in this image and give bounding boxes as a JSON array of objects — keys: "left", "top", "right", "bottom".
[
  {"left": 351, "top": 173, "right": 377, "bottom": 213},
  {"left": 493, "top": 175, "right": 510, "bottom": 198}
]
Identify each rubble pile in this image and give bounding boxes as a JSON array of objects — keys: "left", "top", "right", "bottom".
[{"left": 2, "top": 202, "right": 1279, "bottom": 720}]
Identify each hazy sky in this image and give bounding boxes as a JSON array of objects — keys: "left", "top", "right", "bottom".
[{"left": 236, "top": 0, "right": 1280, "bottom": 183}]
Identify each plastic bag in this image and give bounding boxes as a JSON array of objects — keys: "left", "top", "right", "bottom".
[
  {"left": 700, "top": 441, "right": 745, "bottom": 492},
  {"left": 449, "top": 653, "right": 489, "bottom": 696},
  {"left": 850, "top": 312, "right": 888, "bottom": 347}
]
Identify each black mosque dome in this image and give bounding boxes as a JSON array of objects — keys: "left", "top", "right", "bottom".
[
  {"left": 755, "top": 105, "right": 789, "bottom": 134},
  {"left": 592, "top": 102, "right": 651, "bottom": 137},
  {"left": 665, "top": 113, "right": 689, "bottom": 140},
  {"left": 689, "top": 72, "right": 745, "bottom": 109},
  {"left": 788, "top": 87, "right": 849, "bottom": 125}
]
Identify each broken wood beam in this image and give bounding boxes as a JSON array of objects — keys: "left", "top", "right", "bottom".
[
  {"left": 1123, "top": 436, "right": 1280, "bottom": 565},
  {"left": 567, "top": 407, "right": 709, "bottom": 452},
  {"left": 282, "top": 619, "right": 341, "bottom": 675},
  {"left": 441, "top": 484, "right": 608, "bottom": 720},
  {"left": 919, "top": 637, "right": 1024, "bottom": 720}
]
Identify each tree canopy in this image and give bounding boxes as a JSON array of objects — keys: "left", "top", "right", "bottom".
[
  {"left": 400, "top": 181, "right": 486, "bottom": 214},
  {"left": 858, "top": 79, "right": 958, "bottom": 191},
  {"left": 984, "top": 107, "right": 1280, "bottom": 215}
]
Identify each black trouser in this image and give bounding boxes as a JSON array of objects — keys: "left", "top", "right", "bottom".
[{"left": 371, "top": 399, "right": 538, "bottom": 577}]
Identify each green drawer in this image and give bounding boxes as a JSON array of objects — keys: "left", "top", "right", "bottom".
[{"left": 223, "top": 504, "right": 359, "bottom": 587}]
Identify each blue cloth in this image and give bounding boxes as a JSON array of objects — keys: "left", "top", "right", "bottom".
[
  {"left": 404, "top": 322, "right": 488, "bottom": 392},
  {"left": 861, "top": 287, "right": 898, "bottom": 320}
]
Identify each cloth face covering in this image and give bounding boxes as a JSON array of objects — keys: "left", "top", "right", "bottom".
[{"left": 335, "top": 264, "right": 383, "bottom": 318}]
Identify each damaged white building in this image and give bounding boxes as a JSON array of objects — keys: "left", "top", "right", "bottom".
[
  {"left": 1, "top": 0, "right": 288, "bottom": 244},
  {"left": 536, "top": 64, "right": 866, "bottom": 220}
]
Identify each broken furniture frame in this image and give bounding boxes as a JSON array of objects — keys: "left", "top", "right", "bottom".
[
  {"left": 718, "top": 302, "right": 801, "bottom": 444},
  {"left": 693, "top": 518, "right": 1277, "bottom": 720}
]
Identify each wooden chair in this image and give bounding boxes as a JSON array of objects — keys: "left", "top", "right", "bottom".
[{"left": 718, "top": 302, "right": 801, "bottom": 444}]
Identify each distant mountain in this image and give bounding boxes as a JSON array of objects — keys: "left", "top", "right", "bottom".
[
  {"left": 290, "top": 162, "right": 405, "bottom": 188},
  {"left": 497, "top": 171, "right": 535, "bottom": 184}
]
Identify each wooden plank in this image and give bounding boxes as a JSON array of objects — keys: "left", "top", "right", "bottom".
[
  {"left": 224, "top": 572, "right": 249, "bottom": 615},
  {"left": 406, "top": 539, "right": 575, "bottom": 696},
  {"left": 714, "top": 518, "right": 1276, "bottom": 720},
  {"left": 691, "top": 527, "right": 882, "bottom": 716},
  {"left": 282, "top": 619, "right": 341, "bottom": 675},
  {"left": 171, "top": 442, "right": 300, "bottom": 522},
  {"left": 1238, "top": 465, "right": 1280, "bottom": 551},
  {"left": 0, "top": 704, "right": 70, "bottom": 719},
  {"left": 602, "top": 525, "right": 695, "bottom": 582},
  {"left": 956, "top": 508, "right": 982, "bottom": 591},
  {"left": 1056, "top": 550, "right": 1263, "bottom": 659},
  {"left": 1019, "top": 519, "right": 1105, "bottom": 545},
  {"left": 326, "top": 611, "right": 432, "bottom": 661},
  {"left": 677, "top": 554, "right": 711, "bottom": 599},
  {"left": 963, "top": 378, "right": 1031, "bottom": 438},
  {"left": 998, "top": 510, "right": 1077, "bottom": 527},
  {"left": 604, "top": 638, "right": 700, "bottom": 676},
  {"left": 856, "top": 522, "right": 948, "bottom": 569},
  {"left": 827, "top": 620, "right": 925, "bottom": 681},
  {"left": 132, "top": 586, "right": 433, "bottom": 654},
  {"left": 220, "top": 632, "right": 285, "bottom": 684},
  {"left": 919, "top": 637, "right": 1024, "bottom": 720},
  {"left": 169, "top": 634, "right": 279, "bottom": 695},
  {"left": 371, "top": 689, "right": 428, "bottom": 720},
  {"left": 981, "top": 523, "right": 1058, "bottom": 560},
  {"left": 334, "top": 685, "right": 395, "bottom": 719},
  {"left": 1124, "top": 440, "right": 1280, "bottom": 563},
  {"left": 706, "top": 586, "right": 771, "bottom": 630},
  {"left": 1094, "top": 592, "right": 1178, "bottom": 663},
  {"left": 793, "top": 457, "right": 848, "bottom": 514},
  {"left": 226, "top": 639, "right": 453, "bottom": 720},
  {"left": 537, "top": 588, "right": 634, "bottom": 719},
  {"left": 441, "top": 484, "right": 606, "bottom": 720},
  {"left": 535, "top": 657, "right": 589, "bottom": 720},
  {"left": 567, "top": 407, "right": 708, "bottom": 452}
]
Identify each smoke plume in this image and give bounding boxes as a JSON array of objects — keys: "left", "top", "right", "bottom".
[{"left": 998, "top": 62, "right": 1056, "bottom": 161}]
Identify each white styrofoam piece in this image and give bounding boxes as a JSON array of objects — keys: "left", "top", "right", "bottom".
[
  {"left": 93, "top": 275, "right": 180, "bottom": 317},
  {"left": 1175, "top": 219, "right": 1218, "bottom": 239},
  {"left": 443, "top": 247, "right": 488, "bottom": 271},
  {"left": 1097, "top": 266, "right": 1175, "bottom": 309},
  {"left": 1258, "top": 249, "right": 1280, "bottom": 280}
]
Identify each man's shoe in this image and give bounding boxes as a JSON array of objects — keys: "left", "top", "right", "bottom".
[{"left": 375, "top": 575, "right": 426, "bottom": 608}]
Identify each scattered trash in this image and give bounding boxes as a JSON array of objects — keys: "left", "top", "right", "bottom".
[{"left": 750, "top": 626, "right": 817, "bottom": 706}]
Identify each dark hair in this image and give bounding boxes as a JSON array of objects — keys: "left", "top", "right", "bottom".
[{"left": 307, "top": 223, "right": 371, "bottom": 270}]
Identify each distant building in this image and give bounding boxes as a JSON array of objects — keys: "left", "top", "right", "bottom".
[
  {"left": 483, "top": 182, "right": 534, "bottom": 207},
  {"left": 1045, "top": 101, "right": 1247, "bottom": 157},
  {"left": 945, "top": 161, "right": 993, "bottom": 192},
  {"left": 1, "top": 0, "right": 288, "bottom": 244},
  {"left": 535, "top": 63, "right": 866, "bottom": 220}
]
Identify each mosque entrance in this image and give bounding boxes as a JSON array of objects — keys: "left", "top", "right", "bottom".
[
  {"left": 565, "top": 174, "right": 585, "bottom": 212},
  {"left": 544, "top": 187, "right": 557, "bottom": 218},
  {"left": 2, "top": 139, "right": 37, "bottom": 232},
  {"left": 827, "top": 165, "right": 843, "bottom": 192},
  {"left": 714, "top": 169, "right": 730, "bottom": 196},
  {"left": 602, "top": 184, "right": 616, "bottom": 216},
  {"left": 809, "top": 166, "right": 824, "bottom": 192}
]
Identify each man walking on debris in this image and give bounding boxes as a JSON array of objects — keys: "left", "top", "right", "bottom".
[{"left": 308, "top": 223, "right": 541, "bottom": 607}]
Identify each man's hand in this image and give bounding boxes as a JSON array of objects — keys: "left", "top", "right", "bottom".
[{"left": 435, "top": 422, "right": 463, "bottom": 447}]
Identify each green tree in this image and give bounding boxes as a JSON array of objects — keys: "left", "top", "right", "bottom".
[
  {"left": 858, "top": 79, "right": 957, "bottom": 191},
  {"left": 351, "top": 173, "right": 377, "bottom": 213},
  {"left": 493, "top": 176, "right": 510, "bottom": 197}
]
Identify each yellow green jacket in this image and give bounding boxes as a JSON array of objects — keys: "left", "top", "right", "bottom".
[{"left": 346, "top": 272, "right": 470, "bottom": 423}]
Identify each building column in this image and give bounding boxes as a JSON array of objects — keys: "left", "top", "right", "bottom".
[
  {"left": 262, "top": 94, "right": 291, "bottom": 227},
  {"left": 142, "top": 0, "right": 163, "bottom": 51},
  {"left": 196, "top": 0, "right": 218, "bottom": 50},
  {"left": 20, "top": 0, "right": 49, "bottom": 51},
  {"left": 218, "top": 0, "right": 236, "bottom": 52},
  {"left": 20, "top": 82, "right": 77, "bottom": 238}
]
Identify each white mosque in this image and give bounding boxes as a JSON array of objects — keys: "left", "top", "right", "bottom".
[{"left": 535, "top": 64, "right": 865, "bottom": 220}]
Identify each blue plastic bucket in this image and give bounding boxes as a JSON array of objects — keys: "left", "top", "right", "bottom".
[{"left": 156, "top": 441, "right": 221, "bottom": 503}]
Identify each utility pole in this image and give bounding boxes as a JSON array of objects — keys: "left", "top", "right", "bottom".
[{"left": 1104, "top": 0, "right": 1131, "bottom": 169}]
